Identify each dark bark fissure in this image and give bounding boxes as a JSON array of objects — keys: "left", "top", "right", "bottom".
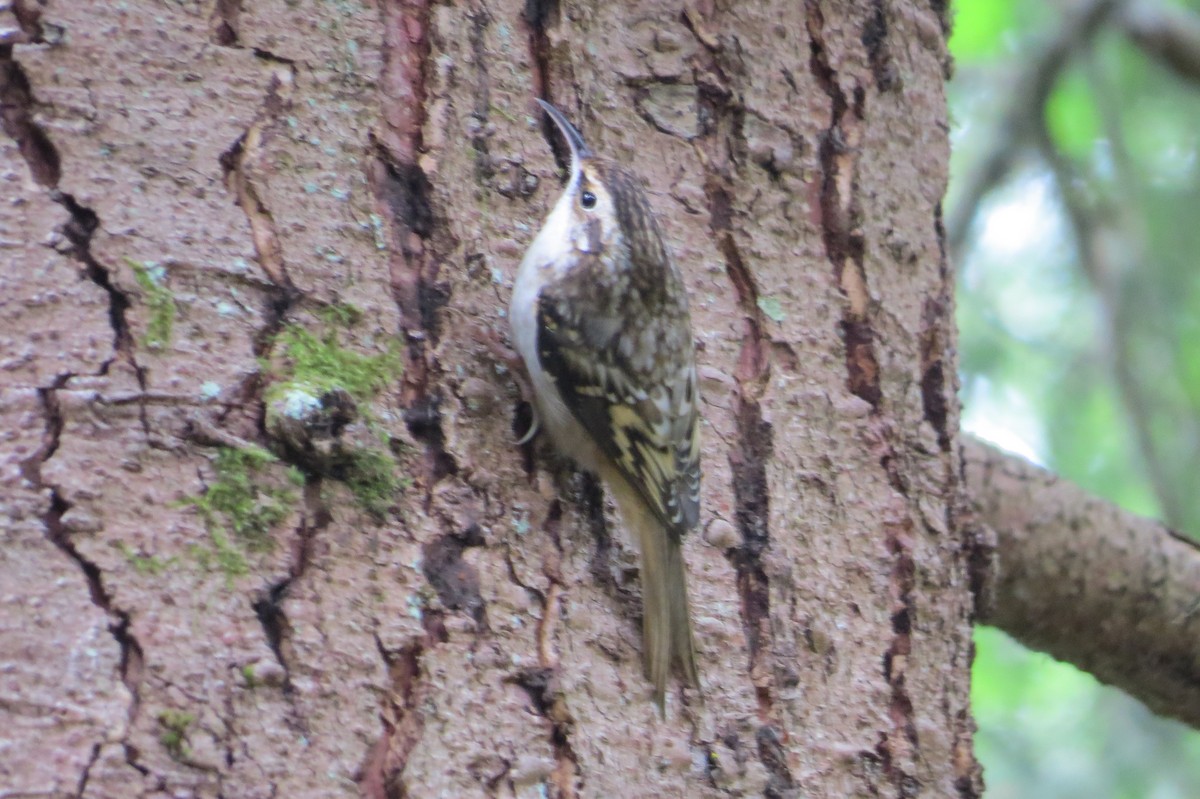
[
  {"left": 807, "top": 3, "right": 926, "bottom": 794},
  {"left": 518, "top": 495, "right": 588, "bottom": 798},
  {"left": 359, "top": 616, "right": 448, "bottom": 799},
  {"left": 210, "top": 0, "right": 243, "bottom": 46},
  {"left": 18, "top": 382, "right": 150, "bottom": 783},
  {"left": 75, "top": 742, "right": 103, "bottom": 798},
  {"left": 468, "top": 9, "right": 495, "bottom": 185},
  {"left": 375, "top": 0, "right": 438, "bottom": 409},
  {"left": 250, "top": 481, "right": 332, "bottom": 719},
  {"left": 877, "top": 517, "right": 919, "bottom": 798},
  {"left": 60, "top": 193, "right": 134, "bottom": 353},
  {"left": 684, "top": 18, "right": 799, "bottom": 792},
  {"left": 522, "top": 0, "right": 560, "bottom": 105},
  {"left": 510, "top": 667, "right": 581, "bottom": 799},
  {"left": 496, "top": 494, "right": 586, "bottom": 798},
  {"left": 757, "top": 724, "right": 800, "bottom": 799},
  {"left": 371, "top": 0, "right": 456, "bottom": 488},
  {"left": 209, "top": 0, "right": 296, "bottom": 70},
  {"left": 537, "top": 491, "right": 583, "bottom": 796},
  {"left": 400, "top": 390, "right": 457, "bottom": 493},
  {"left": 525, "top": 0, "right": 578, "bottom": 180},
  {"left": 918, "top": 304, "right": 951, "bottom": 451},
  {"left": 3, "top": 49, "right": 142, "bottom": 381},
  {"left": 0, "top": 48, "right": 60, "bottom": 186},
  {"left": 806, "top": 4, "right": 880, "bottom": 410},
  {"left": 928, "top": 204, "right": 985, "bottom": 798},
  {"left": 365, "top": 1, "right": 479, "bottom": 791},
  {"left": 920, "top": 203, "right": 953, "bottom": 452},
  {"left": 250, "top": 582, "right": 291, "bottom": 676},
  {"left": 422, "top": 523, "right": 490, "bottom": 631},
  {"left": 709, "top": 205, "right": 777, "bottom": 694},
  {"left": 4, "top": 37, "right": 158, "bottom": 784},
  {"left": 861, "top": 0, "right": 900, "bottom": 93},
  {"left": 525, "top": 0, "right": 596, "bottom": 193}
]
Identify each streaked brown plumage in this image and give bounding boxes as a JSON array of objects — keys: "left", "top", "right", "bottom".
[{"left": 509, "top": 100, "right": 701, "bottom": 710}]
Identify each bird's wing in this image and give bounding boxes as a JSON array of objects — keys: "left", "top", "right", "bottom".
[{"left": 537, "top": 296, "right": 700, "bottom": 537}]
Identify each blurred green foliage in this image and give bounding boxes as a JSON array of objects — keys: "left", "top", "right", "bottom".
[
  {"left": 949, "top": 0, "right": 1200, "bottom": 795},
  {"left": 1046, "top": 69, "right": 1103, "bottom": 160}
]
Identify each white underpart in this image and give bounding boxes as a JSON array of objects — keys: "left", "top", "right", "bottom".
[
  {"left": 510, "top": 180, "right": 573, "bottom": 391},
  {"left": 509, "top": 177, "right": 605, "bottom": 471}
]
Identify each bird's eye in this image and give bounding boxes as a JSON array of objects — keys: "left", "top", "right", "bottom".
[{"left": 580, "top": 191, "right": 597, "bottom": 209}]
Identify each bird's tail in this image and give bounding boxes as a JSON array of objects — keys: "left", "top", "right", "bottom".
[{"left": 609, "top": 476, "right": 700, "bottom": 712}]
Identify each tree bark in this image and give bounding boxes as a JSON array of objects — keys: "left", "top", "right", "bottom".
[
  {"left": 1, "top": 1, "right": 983, "bottom": 797},
  {"left": 966, "top": 437, "right": 1200, "bottom": 730}
]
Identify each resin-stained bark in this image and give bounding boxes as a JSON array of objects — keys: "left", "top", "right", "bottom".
[{"left": 1, "top": 0, "right": 978, "bottom": 797}]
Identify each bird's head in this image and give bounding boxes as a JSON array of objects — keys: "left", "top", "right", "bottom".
[{"left": 533, "top": 99, "right": 665, "bottom": 269}]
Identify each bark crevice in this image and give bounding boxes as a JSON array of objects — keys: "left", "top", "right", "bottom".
[
  {"left": 19, "top": 381, "right": 149, "bottom": 788},
  {"left": 374, "top": 0, "right": 457, "bottom": 496},
  {"left": 210, "top": 0, "right": 243, "bottom": 46},
  {"left": 357, "top": 4, "right": 470, "bottom": 794},
  {"left": 510, "top": 667, "right": 581, "bottom": 799},
  {"left": 861, "top": 0, "right": 899, "bottom": 93},
  {"left": 55, "top": 192, "right": 140, "bottom": 370},
  {"left": 690, "top": 25, "right": 789, "bottom": 784},
  {"left": 0, "top": 48, "right": 60, "bottom": 186},
  {"left": 74, "top": 743, "right": 102, "bottom": 799},
  {"left": 919, "top": 204, "right": 955, "bottom": 453},
  {"left": 807, "top": 4, "right": 924, "bottom": 791},
  {"left": 704, "top": 142, "right": 778, "bottom": 698},
  {"left": 6, "top": 49, "right": 158, "bottom": 775},
  {"left": 807, "top": 2, "right": 879, "bottom": 410},
  {"left": 359, "top": 617, "right": 449, "bottom": 799},
  {"left": 2, "top": 54, "right": 139, "bottom": 382},
  {"left": 522, "top": 0, "right": 559, "bottom": 103},
  {"left": 421, "top": 522, "right": 490, "bottom": 631},
  {"left": 468, "top": 9, "right": 495, "bottom": 184},
  {"left": 250, "top": 481, "right": 330, "bottom": 721}
]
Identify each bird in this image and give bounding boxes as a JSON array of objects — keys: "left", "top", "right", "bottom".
[{"left": 508, "top": 99, "right": 702, "bottom": 710}]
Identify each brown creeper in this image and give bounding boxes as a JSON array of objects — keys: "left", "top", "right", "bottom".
[{"left": 509, "top": 100, "right": 701, "bottom": 709}]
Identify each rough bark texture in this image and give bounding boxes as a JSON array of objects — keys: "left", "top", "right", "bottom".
[
  {"left": 1, "top": 1, "right": 979, "bottom": 797},
  {"left": 966, "top": 437, "right": 1200, "bottom": 731}
]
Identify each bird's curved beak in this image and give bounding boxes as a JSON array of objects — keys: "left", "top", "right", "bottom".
[{"left": 536, "top": 99, "right": 592, "bottom": 173}]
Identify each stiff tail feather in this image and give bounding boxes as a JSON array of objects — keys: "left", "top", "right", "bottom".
[{"left": 610, "top": 476, "right": 701, "bottom": 712}]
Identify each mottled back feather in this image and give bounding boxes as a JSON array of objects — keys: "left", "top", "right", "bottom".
[{"left": 535, "top": 159, "right": 701, "bottom": 538}]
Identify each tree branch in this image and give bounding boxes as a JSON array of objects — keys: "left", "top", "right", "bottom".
[
  {"left": 946, "top": 0, "right": 1123, "bottom": 264},
  {"left": 1031, "top": 93, "right": 1188, "bottom": 530},
  {"left": 1121, "top": 0, "right": 1200, "bottom": 83},
  {"left": 966, "top": 436, "right": 1200, "bottom": 730}
]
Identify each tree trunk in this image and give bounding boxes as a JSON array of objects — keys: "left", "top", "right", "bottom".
[{"left": 1, "top": 0, "right": 980, "bottom": 797}]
